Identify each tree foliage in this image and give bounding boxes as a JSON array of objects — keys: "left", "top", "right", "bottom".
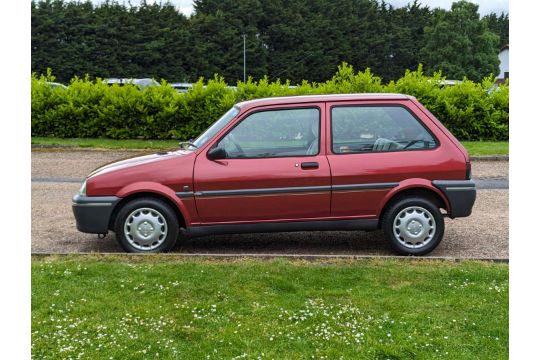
[
  {"left": 420, "top": 1, "right": 500, "bottom": 82},
  {"left": 483, "top": 12, "right": 509, "bottom": 48},
  {"left": 31, "top": 0, "right": 509, "bottom": 84}
]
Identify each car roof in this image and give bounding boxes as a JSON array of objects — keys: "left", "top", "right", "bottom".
[{"left": 236, "top": 93, "right": 413, "bottom": 110}]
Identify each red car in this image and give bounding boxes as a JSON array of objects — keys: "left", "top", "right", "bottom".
[{"left": 73, "top": 94, "right": 476, "bottom": 255}]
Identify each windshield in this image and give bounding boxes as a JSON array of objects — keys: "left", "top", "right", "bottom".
[{"left": 188, "top": 106, "right": 240, "bottom": 150}]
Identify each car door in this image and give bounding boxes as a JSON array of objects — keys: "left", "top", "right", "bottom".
[
  {"left": 193, "top": 104, "right": 331, "bottom": 224},
  {"left": 326, "top": 101, "right": 441, "bottom": 218}
]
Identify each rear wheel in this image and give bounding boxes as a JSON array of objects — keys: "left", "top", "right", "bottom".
[
  {"left": 381, "top": 197, "right": 444, "bottom": 256},
  {"left": 114, "top": 198, "right": 179, "bottom": 253}
]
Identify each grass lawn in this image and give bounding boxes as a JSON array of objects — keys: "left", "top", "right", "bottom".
[
  {"left": 31, "top": 137, "right": 179, "bottom": 150},
  {"left": 32, "top": 256, "right": 508, "bottom": 359},
  {"left": 31, "top": 137, "right": 509, "bottom": 156},
  {"left": 460, "top": 141, "right": 509, "bottom": 156}
]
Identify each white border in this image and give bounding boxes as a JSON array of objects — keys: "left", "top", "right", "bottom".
[
  {"left": 0, "top": 0, "right": 30, "bottom": 357},
  {"left": 0, "top": 0, "right": 525, "bottom": 357},
  {"left": 509, "top": 0, "right": 540, "bottom": 358}
]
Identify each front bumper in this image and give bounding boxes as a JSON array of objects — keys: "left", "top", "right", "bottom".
[
  {"left": 432, "top": 180, "right": 476, "bottom": 218},
  {"left": 72, "top": 194, "right": 121, "bottom": 234}
]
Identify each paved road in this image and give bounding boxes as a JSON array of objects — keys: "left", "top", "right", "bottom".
[{"left": 31, "top": 150, "right": 509, "bottom": 258}]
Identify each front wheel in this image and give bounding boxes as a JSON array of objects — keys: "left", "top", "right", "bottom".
[
  {"left": 114, "top": 197, "right": 179, "bottom": 253},
  {"left": 381, "top": 197, "right": 444, "bottom": 256}
]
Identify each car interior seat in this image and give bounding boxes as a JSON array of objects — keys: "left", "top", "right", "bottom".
[{"left": 373, "top": 137, "right": 401, "bottom": 151}]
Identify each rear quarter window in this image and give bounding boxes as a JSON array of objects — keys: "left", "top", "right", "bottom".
[{"left": 331, "top": 105, "right": 438, "bottom": 154}]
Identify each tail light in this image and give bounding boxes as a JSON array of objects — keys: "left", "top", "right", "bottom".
[{"left": 465, "top": 161, "right": 472, "bottom": 180}]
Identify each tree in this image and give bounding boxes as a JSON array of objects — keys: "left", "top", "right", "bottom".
[
  {"left": 258, "top": 0, "right": 334, "bottom": 83},
  {"left": 483, "top": 12, "right": 509, "bottom": 48},
  {"left": 31, "top": 0, "right": 507, "bottom": 84},
  {"left": 31, "top": 0, "right": 193, "bottom": 83},
  {"left": 420, "top": 1, "right": 500, "bottom": 81},
  {"left": 191, "top": 0, "right": 268, "bottom": 83},
  {"left": 32, "top": 0, "right": 82, "bottom": 81},
  {"left": 381, "top": 0, "right": 432, "bottom": 80},
  {"left": 130, "top": 2, "right": 191, "bottom": 80}
]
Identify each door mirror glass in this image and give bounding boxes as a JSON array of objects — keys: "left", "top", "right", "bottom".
[{"left": 207, "top": 147, "right": 227, "bottom": 160}]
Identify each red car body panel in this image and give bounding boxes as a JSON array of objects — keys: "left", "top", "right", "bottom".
[
  {"left": 86, "top": 151, "right": 199, "bottom": 224},
  {"left": 77, "top": 94, "right": 473, "bottom": 233},
  {"left": 193, "top": 156, "right": 332, "bottom": 223},
  {"left": 324, "top": 99, "right": 465, "bottom": 218},
  {"left": 192, "top": 102, "right": 331, "bottom": 224}
]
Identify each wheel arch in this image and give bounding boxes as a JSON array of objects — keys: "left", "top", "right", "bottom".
[
  {"left": 377, "top": 179, "right": 449, "bottom": 225},
  {"left": 109, "top": 182, "right": 190, "bottom": 230}
]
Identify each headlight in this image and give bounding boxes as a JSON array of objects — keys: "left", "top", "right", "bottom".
[{"left": 79, "top": 180, "right": 87, "bottom": 196}]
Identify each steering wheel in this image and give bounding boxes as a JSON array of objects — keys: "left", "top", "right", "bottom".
[
  {"left": 228, "top": 134, "right": 246, "bottom": 157},
  {"left": 402, "top": 139, "right": 426, "bottom": 150}
]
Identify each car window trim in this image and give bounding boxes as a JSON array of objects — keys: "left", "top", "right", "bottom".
[
  {"left": 329, "top": 103, "right": 440, "bottom": 155},
  {"left": 208, "top": 105, "right": 323, "bottom": 160}
]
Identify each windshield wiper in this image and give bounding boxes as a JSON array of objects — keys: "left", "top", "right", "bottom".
[{"left": 179, "top": 141, "right": 198, "bottom": 149}]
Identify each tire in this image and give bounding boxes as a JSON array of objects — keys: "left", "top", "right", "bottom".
[
  {"left": 381, "top": 196, "right": 445, "bottom": 256},
  {"left": 114, "top": 197, "right": 180, "bottom": 253}
]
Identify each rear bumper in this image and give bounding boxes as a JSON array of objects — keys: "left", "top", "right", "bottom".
[
  {"left": 432, "top": 180, "right": 476, "bottom": 218},
  {"left": 72, "top": 194, "right": 120, "bottom": 234}
]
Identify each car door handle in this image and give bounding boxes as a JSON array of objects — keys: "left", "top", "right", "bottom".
[{"left": 301, "top": 162, "right": 319, "bottom": 170}]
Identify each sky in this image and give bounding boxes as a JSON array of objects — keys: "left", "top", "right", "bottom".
[{"left": 88, "top": 0, "right": 509, "bottom": 17}]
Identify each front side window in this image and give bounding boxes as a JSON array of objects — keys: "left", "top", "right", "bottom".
[
  {"left": 217, "top": 108, "right": 320, "bottom": 158},
  {"left": 331, "top": 106, "right": 437, "bottom": 154}
]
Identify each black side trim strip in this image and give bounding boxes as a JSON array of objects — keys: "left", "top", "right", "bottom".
[
  {"left": 184, "top": 219, "right": 378, "bottom": 237},
  {"left": 332, "top": 182, "right": 399, "bottom": 191},
  {"left": 193, "top": 186, "right": 332, "bottom": 197},
  {"left": 180, "top": 182, "right": 398, "bottom": 198}
]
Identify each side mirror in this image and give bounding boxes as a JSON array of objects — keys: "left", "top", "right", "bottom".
[{"left": 207, "top": 147, "right": 227, "bottom": 160}]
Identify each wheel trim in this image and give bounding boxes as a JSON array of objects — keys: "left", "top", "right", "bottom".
[
  {"left": 124, "top": 207, "right": 168, "bottom": 251},
  {"left": 392, "top": 206, "right": 436, "bottom": 249}
]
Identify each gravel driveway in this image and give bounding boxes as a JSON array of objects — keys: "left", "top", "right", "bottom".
[{"left": 31, "top": 150, "right": 509, "bottom": 258}]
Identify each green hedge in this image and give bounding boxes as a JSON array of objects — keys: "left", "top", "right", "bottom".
[{"left": 31, "top": 64, "right": 509, "bottom": 141}]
